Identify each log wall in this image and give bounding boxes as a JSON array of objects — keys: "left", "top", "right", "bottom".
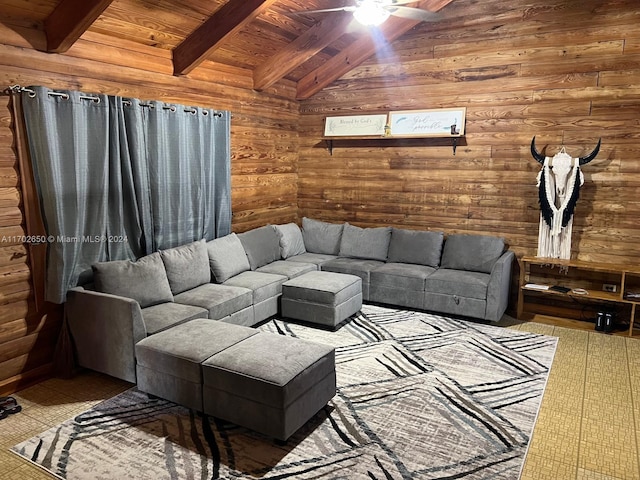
[
  {"left": 298, "top": 0, "right": 640, "bottom": 266},
  {"left": 0, "top": 25, "right": 299, "bottom": 394}
]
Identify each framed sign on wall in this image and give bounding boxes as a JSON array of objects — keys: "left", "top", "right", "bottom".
[
  {"left": 388, "top": 108, "right": 466, "bottom": 137},
  {"left": 323, "top": 114, "right": 388, "bottom": 137}
]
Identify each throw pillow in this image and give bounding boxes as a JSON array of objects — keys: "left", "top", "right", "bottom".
[
  {"left": 387, "top": 228, "right": 444, "bottom": 267},
  {"left": 206, "top": 233, "right": 251, "bottom": 283},
  {"left": 237, "top": 225, "right": 281, "bottom": 270},
  {"left": 92, "top": 252, "right": 173, "bottom": 308},
  {"left": 440, "top": 234, "right": 505, "bottom": 274},
  {"left": 339, "top": 223, "right": 392, "bottom": 261},
  {"left": 301, "top": 217, "right": 344, "bottom": 255},
  {"left": 160, "top": 239, "right": 211, "bottom": 294},
  {"left": 274, "top": 223, "right": 306, "bottom": 259}
]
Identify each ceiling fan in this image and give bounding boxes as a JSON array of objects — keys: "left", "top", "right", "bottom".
[{"left": 294, "top": 0, "right": 440, "bottom": 26}]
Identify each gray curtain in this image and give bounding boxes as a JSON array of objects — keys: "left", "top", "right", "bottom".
[
  {"left": 21, "top": 86, "right": 231, "bottom": 303},
  {"left": 143, "top": 101, "right": 231, "bottom": 249}
]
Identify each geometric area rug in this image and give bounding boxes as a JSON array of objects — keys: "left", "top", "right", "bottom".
[{"left": 11, "top": 304, "right": 557, "bottom": 479}]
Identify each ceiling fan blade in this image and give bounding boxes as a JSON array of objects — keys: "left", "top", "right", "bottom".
[
  {"left": 292, "top": 6, "right": 356, "bottom": 15},
  {"left": 386, "top": 6, "right": 440, "bottom": 21}
]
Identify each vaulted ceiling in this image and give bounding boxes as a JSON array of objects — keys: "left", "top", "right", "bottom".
[{"left": 0, "top": 0, "right": 456, "bottom": 99}]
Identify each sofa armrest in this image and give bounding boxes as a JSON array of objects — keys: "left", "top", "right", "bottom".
[
  {"left": 66, "top": 286, "right": 147, "bottom": 383},
  {"left": 484, "top": 250, "right": 515, "bottom": 321}
]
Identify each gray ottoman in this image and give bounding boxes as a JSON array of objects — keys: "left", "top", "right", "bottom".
[
  {"left": 202, "top": 332, "right": 335, "bottom": 441},
  {"left": 281, "top": 271, "right": 362, "bottom": 328},
  {"left": 135, "top": 319, "right": 257, "bottom": 411}
]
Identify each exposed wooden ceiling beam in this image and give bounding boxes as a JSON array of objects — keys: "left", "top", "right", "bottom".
[
  {"left": 253, "top": 13, "right": 353, "bottom": 92},
  {"left": 43, "top": 0, "right": 114, "bottom": 53},
  {"left": 173, "top": 0, "right": 279, "bottom": 76},
  {"left": 295, "top": 0, "right": 455, "bottom": 100}
]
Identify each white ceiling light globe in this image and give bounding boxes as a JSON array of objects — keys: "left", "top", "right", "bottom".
[{"left": 353, "top": 1, "right": 391, "bottom": 26}]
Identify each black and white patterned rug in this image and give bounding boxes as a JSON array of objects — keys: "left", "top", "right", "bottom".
[{"left": 12, "top": 305, "right": 557, "bottom": 479}]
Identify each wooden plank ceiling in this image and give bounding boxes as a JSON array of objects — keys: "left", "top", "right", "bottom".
[{"left": 1, "top": 0, "right": 455, "bottom": 99}]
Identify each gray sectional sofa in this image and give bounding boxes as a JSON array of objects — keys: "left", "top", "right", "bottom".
[{"left": 67, "top": 217, "right": 514, "bottom": 385}]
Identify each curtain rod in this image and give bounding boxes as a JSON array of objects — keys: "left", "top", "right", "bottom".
[{"left": 8, "top": 85, "right": 223, "bottom": 116}]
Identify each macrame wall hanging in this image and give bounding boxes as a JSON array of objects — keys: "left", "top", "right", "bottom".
[{"left": 530, "top": 137, "right": 601, "bottom": 259}]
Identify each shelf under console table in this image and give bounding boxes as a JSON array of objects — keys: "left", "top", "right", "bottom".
[{"left": 517, "top": 256, "right": 640, "bottom": 337}]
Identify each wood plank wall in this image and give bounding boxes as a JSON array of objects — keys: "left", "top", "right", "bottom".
[
  {"left": 0, "top": 26, "right": 299, "bottom": 394},
  {"left": 298, "top": 0, "right": 640, "bottom": 267}
]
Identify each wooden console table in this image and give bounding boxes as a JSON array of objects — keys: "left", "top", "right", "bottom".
[{"left": 517, "top": 256, "right": 640, "bottom": 336}]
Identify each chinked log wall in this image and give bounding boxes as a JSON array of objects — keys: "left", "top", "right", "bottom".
[
  {"left": 0, "top": 26, "right": 299, "bottom": 394},
  {"left": 298, "top": 0, "right": 640, "bottom": 266}
]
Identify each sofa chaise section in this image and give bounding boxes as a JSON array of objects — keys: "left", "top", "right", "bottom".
[
  {"left": 67, "top": 250, "right": 211, "bottom": 383},
  {"left": 135, "top": 317, "right": 337, "bottom": 441}
]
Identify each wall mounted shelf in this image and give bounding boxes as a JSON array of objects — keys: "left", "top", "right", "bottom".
[{"left": 322, "top": 135, "right": 465, "bottom": 155}]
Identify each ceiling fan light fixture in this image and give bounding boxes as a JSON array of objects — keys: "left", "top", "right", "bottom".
[{"left": 353, "top": 1, "right": 391, "bottom": 26}]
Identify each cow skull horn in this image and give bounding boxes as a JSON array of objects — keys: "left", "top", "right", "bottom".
[
  {"left": 530, "top": 136, "right": 546, "bottom": 164},
  {"left": 578, "top": 138, "right": 601, "bottom": 165}
]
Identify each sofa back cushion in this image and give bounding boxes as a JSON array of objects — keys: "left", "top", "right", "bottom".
[
  {"left": 387, "top": 228, "right": 444, "bottom": 267},
  {"left": 274, "top": 223, "right": 306, "bottom": 259},
  {"left": 207, "top": 233, "right": 251, "bottom": 283},
  {"left": 160, "top": 239, "right": 211, "bottom": 294},
  {"left": 237, "top": 225, "right": 281, "bottom": 270},
  {"left": 93, "top": 252, "right": 173, "bottom": 308},
  {"left": 440, "top": 234, "right": 505, "bottom": 273},
  {"left": 302, "top": 217, "right": 344, "bottom": 255},
  {"left": 339, "top": 223, "right": 392, "bottom": 261}
]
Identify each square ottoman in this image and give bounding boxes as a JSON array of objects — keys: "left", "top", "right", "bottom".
[
  {"left": 135, "top": 318, "right": 258, "bottom": 411},
  {"left": 202, "top": 332, "right": 336, "bottom": 441},
  {"left": 281, "top": 271, "right": 362, "bottom": 328}
]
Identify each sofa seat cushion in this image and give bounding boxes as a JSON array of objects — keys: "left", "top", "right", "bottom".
[
  {"left": 173, "top": 283, "right": 252, "bottom": 320},
  {"left": 322, "top": 258, "right": 384, "bottom": 281},
  {"left": 321, "top": 258, "right": 383, "bottom": 300},
  {"left": 223, "top": 270, "right": 287, "bottom": 304},
  {"left": 160, "top": 239, "right": 211, "bottom": 294},
  {"left": 370, "top": 263, "right": 436, "bottom": 291},
  {"left": 256, "top": 260, "right": 317, "bottom": 279},
  {"left": 141, "top": 302, "right": 209, "bottom": 335},
  {"left": 424, "top": 268, "right": 490, "bottom": 300},
  {"left": 286, "top": 253, "right": 338, "bottom": 268}
]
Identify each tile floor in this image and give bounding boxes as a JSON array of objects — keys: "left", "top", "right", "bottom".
[{"left": 0, "top": 320, "right": 638, "bottom": 479}]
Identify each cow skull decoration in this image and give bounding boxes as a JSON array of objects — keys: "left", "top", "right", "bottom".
[{"left": 530, "top": 137, "right": 600, "bottom": 259}]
